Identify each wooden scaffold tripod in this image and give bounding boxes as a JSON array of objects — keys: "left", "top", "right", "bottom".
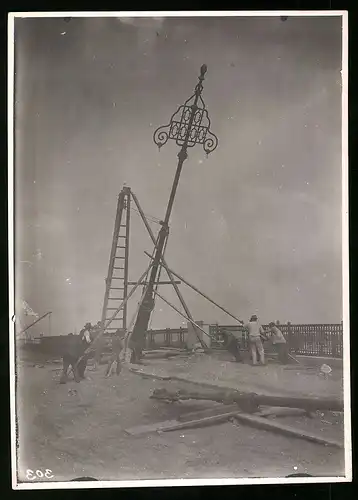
[{"left": 99, "top": 183, "right": 249, "bottom": 364}]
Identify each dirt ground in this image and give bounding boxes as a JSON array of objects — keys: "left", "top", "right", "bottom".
[
  {"left": 131, "top": 350, "right": 344, "bottom": 398},
  {"left": 16, "top": 353, "right": 345, "bottom": 484}
]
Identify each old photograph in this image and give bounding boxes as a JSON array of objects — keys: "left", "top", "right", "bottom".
[{"left": 9, "top": 11, "right": 350, "bottom": 488}]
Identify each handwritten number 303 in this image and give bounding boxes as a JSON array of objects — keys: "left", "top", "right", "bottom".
[{"left": 26, "top": 469, "right": 54, "bottom": 480}]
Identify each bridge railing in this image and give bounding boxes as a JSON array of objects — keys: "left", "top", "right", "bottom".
[
  {"left": 19, "top": 322, "right": 344, "bottom": 359},
  {"left": 145, "top": 322, "right": 344, "bottom": 358}
]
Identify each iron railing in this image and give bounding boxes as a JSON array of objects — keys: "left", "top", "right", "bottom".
[
  {"left": 145, "top": 322, "right": 344, "bottom": 358},
  {"left": 20, "top": 322, "right": 344, "bottom": 359}
]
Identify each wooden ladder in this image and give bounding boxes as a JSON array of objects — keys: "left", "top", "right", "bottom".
[{"left": 101, "top": 186, "right": 131, "bottom": 334}]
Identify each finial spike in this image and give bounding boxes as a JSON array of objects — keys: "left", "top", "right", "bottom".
[{"left": 200, "top": 64, "right": 207, "bottom": 77}]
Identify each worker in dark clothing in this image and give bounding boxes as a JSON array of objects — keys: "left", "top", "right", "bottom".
[
  {"left": 90, "top": 322, "right": 105, "bottom": 370},
  {"left": 225, "top": 330, "right": 243, "bottom": 362},
  {"left": 268, "top": 322, "right": 289, "bottom": 364},
  {"left": 77, "top": 326, "right": 92, "bottom": 378},
  {"left": 105, "top": 329, "right": 125, "bottom": 377}
]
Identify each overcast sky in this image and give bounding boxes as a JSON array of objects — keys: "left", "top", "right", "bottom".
[{"left": 14, "top": 15, "right": 343, "bottom": 334}]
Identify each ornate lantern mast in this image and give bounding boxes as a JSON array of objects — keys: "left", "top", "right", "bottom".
[{"left": 129, "top": 65, "right": 218, "bottom": 361}]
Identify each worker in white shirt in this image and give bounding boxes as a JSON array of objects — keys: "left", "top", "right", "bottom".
[{"left": 244, "top": 315, "right": 266, "bottom": 366}]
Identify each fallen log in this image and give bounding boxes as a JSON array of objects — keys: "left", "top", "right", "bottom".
[
  {"left": 151, "top": 387, "right": 260, "bottom": 413},
  {"left": 150, "top": 387, "right": 343, "bottom": 413}
]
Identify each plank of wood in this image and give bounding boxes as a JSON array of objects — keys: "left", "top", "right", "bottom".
[
  {"left": 257, "top": 407, "right": 309, "bottom": 418},
  {"left": 284, "top": 365, "right": 317, "bottom": 371},
  {"left": 144, "top": 349, "right": 185, "bottom": 354},
  {"left": 124, "top": 420, "right": 179, "bottom": 436},
  {"left": 178, "top": 404, "right": 240, "bottom": 422},
  {"left": 232, "top": 413, "right": 343, "bottom": 448},
  {"left": 288, "top": 353, "right": 301, "bottom": 365},
  {"left": 143, "top": 352, "right": 183, "bottom": 359},
  {"left": 161, "top": 411, "right": 243, "bottom": 432},
  {"left": 129, "top": 365, "right": 171, "bottom": 381},
  {"left": 124, "top": 410, "right": 242, "bottom": 436}
]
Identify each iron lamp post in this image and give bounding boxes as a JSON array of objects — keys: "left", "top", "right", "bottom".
[{"left": 129, "top": 65, "right": 218, "bottom": 362}]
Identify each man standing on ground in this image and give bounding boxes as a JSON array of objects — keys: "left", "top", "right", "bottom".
[
  {"left": 90, "top": 322, "right": 105, "bottom": 370},
  {"left": 244, "top": 315, "right": 266, "bottom": 366},
  {"left": 105, "top": 329, "right": 125, "bottom": 377},
  {"left": 268, "top": 322, "right": 288, "bottom": 364},
  {"left": 76, "top": 325, "right": 92, "bottom": 379}
]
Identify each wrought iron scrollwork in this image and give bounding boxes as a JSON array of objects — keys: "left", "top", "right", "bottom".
[{"left": 153, "top": 65, "right": 218, "bottom": 157}]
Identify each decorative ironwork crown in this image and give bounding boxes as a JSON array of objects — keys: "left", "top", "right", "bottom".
[{"left": 153, "top": 65, "right": 218, "bottom": 156}]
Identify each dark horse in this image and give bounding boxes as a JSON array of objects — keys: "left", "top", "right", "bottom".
[{"left": 59, "top": 334, "right": 93, "bottom": 384}]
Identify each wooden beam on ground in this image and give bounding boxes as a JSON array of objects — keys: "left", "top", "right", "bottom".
[
  {"left": 150, "top": 387, "right": 343, "bottom": 413},
  {"left": 150, "top": 388, "right": 260, "bottom": 413},
  {"left": 143, "top": 348, "right": 186, "bottom": 354},
  {"left": 288, "top": 353, "right": 301, "bottom": 365},
  {"left": 143, "top": 351, "right": 185, "bottom": 359},
  {"left": 124, "top": 420, "right": 180, "bottom": 436},
  {"left": 161, "top": 412, "right": 243, "bottom": 432},
  {"left": 124, "top": 410, "right": 243, "bottom": 436},
  {"left": 257, "top": 407, "right": 310, "bottom": 418},
  {"left": 177, "top": 404, "right": 241, "bottom": 422},
  {"left": 124, "top": 406, "right": 343, "bottom": 448},
  {"left": 177, "top": 404, "right": 311, "bottom": 422},
  {"left": 284, "top": 366, "right": 317, "bottom": 371},
  {"left": 231, "top": 413, "right": 343, "bottom": 448},
  {"left": 130, "top": 365, "right": 171, "bottom": 381}
]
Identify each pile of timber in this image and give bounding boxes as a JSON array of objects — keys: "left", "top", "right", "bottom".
[
  {"left": 124, "top": 393, "right": 343, "bottom": 448},
  {"left": 126, "top": 362, "right": 343, "bottom": 447}
]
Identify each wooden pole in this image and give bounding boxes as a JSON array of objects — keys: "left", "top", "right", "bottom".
[
  {"left": 17, "top": 311, "right": 52, "bottom": 336},
  {"left": 104, "top": 262, "right": 153, "bottom": 331},
  {"left": 131, "top": 191, "right": 206, "bottom": 350},
  {"left": 101, "top": 191, "right": 125, "bottom": 328},
  {"left": 153, "top": 289, "right": 217, "bottom": 343},
  {"left": 143, "top": 251, "right": 244, "bottom": 326},
  {"left": 73, "top": 263, "right": 154, "bottom": 370}
]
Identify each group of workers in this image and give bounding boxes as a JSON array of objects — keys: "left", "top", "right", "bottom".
[
  {"left": 78, "top": 322, "right": 125, "bottom": 377},
  {"left": 227, "top": 315, "right": 289, "bottom": 366},
  {"left": 73, "top": 314, "right": 287, "bottom": 382}
]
